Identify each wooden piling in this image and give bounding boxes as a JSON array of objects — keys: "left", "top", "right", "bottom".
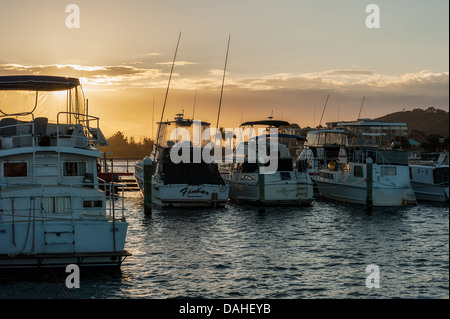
[
  {"left": 212, "top": 192, "right": 218, "bottom": 208},
  {"left": 366, "top": 157, "right": 373, "bottom": 211},
  {"left": 143, "top": 156, "right": 153, "bottom": 214},
  {"left": 258, "top": 157, "right": 265, "bottom": 212}
]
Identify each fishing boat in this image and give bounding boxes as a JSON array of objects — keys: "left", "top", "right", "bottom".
[
  {"left": 313, "top": 146, "right": 417, "bottom": 206},
  {"left": 222, "top": 120, "right": 314, "bottom": 205},
  {"left": 134, "top": 113, "right": 229, "bottom": 208},
  {"left": 409, "top": 152, "right": 449, "bottom": 202},
  {"left": 0, "top": 75, "right": 130, "bottom": 269}
]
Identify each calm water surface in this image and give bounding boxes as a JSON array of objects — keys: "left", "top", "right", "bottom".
[{"left": 0, "top": 192, "right": 448, "bottom": 299}]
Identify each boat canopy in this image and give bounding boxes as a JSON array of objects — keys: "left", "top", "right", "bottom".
[
  {"left": 0, "top": 75, "right": 80, "bottom": 91},
  {"left": 253, "top": 133, "right": 306, "bottom": 141},
  {"left": 156, "top": 114, "right": 212, "bottom": 148},
  {"left": 306, "top": 129, "right": 348, "bottom": 147},
  {"left": 0, "top": 75, "right": 86, "bottom": 123},
  {"left": 240, "top": 120, "right": 290, "bottom": 127}
]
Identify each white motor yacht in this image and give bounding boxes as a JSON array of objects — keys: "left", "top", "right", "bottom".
[
  {"left": 0, "top": 75, "right": 130, "bottom": 269},
  {"left": 135, "top": 113, "right": 229, "bottom": 208},
  {"left": 409, "top": 152, "right": 449, "bottom": 202},
  {"left": 222, "top": 120, "right": 314, "bottom": 205},
  {"left": 313, "top": 146, "right": 417, "bottom": 206}
]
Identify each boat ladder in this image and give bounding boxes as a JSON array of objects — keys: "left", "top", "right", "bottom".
[
  {"left": 43, "top": 217, "right": 76, "bottom": 253},
  {"left": 33, "top": 153, "right": 61, "bottom": 181}
]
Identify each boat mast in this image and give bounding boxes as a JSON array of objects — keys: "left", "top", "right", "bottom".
[
  {"left": 215, "top": 34, "right": 231, "bottom": 130},
  {"left": 357, "top": 96, "right": 365, "bottom": 121},
  {"left": 192, "top": 79, "right": 198, "bottom": 119},
  {"left": 351, "top": 96, "right": 365, "bottom": 147},
  {"left": 318, "top": 94, "right": 330, "bottom": 128},
  {"left": 154, "top": 31, "right": 182, "bottom": 156}
]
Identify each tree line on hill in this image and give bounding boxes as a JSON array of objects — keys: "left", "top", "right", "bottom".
[
  {"left": 375, "top": 107, "right": 449, "bottom": 152},
  {"left": 100, "top": 131, "right": 153, "bottom": 159}
]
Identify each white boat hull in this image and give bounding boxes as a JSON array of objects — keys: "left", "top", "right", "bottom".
[
  {"left": 223, "top": 171, "right": 314, "bottom": 205},
  {"left": 314, "top": 178, "right": 417, "bottom": 206},
  {"left": 411, "top": 182, "right": 449, "bottom": 203},
  {"left": 135, "top": 162, "right": 229, "bottom": 208},
  {"left": 409, "top": 163, "right": 449, "bottom": 202},
  {"left": 152, "top": 183, "right": 229, "bottom": 207},
  {"left": 0, "top": 217, "right": 129, "bottom": 269}
]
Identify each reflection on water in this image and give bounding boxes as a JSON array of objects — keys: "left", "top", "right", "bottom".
[{"left": 0, "top": 192, "right": 448, "bottom": 299}]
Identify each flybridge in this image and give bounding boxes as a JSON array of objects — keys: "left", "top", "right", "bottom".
[{"left": 0, "top": 75, "right": 107, "bottom": 150}]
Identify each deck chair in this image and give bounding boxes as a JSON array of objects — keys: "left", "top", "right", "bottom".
[{"left": 34, "top": 117, "right": 49, "bottom": 146}]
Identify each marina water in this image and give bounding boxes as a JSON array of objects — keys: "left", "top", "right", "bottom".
[{"left": 0, "top": 190, "right": 447, "bottom": 299}]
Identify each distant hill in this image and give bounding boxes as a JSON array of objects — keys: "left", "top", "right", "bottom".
[{"left": 374, "top": 107, "right": 449, "bottom": 142}]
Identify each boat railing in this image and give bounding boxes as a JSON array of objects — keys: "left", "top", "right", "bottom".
[
  {"left": 0, "top": 112, "right": 104, "bottom": 150},
  {"left": 57, "top": 112, "right": 102, "bottom": 149},
  {"left": 346, "top": 147, "right": 408, "bottom": 166},
  {"left": 0, "top": 181, "right": 126, "bottom": 222},
  {"left": 100, "top": 156, "right": 142, "bottom": 174}
]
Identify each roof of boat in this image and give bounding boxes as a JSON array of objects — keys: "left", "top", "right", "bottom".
[
  {"left": 307, "top": 129, "right": 347, "bottom": 134},
  {"left": 158, "top": 114, "right": 211, "bottom": 127},
  {"left": 240, "top": 120, "right": 290, "bottom": 127},
  {"left": 0, "top": 75, "right": 80, "bottom": 91},
  {"left": 253, "top": 133, "right": 307, "bottom": 141}
]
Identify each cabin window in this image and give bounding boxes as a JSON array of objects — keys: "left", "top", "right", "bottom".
[
  {"left": 381, "top": 166, "right": 397, "bottom": 176},
  {"left": 63, "top": 161, "right": 86, "bottom": 176},
  {"left": 83, "top": 200, "right": 103, "bottom": 208},
  {"left": 3, "top": 162, "right": 27, "bottom": 177},
  {"left": 42, "top": 196, "right": 71, "bottom": 215},
  {"left": 354, "top": 165, "right": 363, "bottom": 178},
  {"left": 433, "top": 167, "right": 449, "bottom": 185}
]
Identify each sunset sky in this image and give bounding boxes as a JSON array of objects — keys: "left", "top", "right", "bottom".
[{"left": 0, "top": 0, "right": 448, "bottom": 139}]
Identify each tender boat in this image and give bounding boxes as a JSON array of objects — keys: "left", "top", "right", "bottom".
[
  {"left": 409, "top": 152, "right": 449, "bottom": 202},
  {"left": 313, "top": 146, "right": 417, "bottom": 206},
  {"left": 135, "top": 113, "right": 229, "bottom": 208},
  {"left": 222, "top": 120, "right": 314, "bottom": 205},
  {"left": 0, "top": 75, "right": 130, "bottom": 269}
]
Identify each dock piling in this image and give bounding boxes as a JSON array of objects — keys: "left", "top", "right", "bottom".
[
  {"left": 258, "top": 157, "right": 265, "bottom": 212},
  {"left": 366, "top": 157, "right": 373, "bottom": 211},
  {"left": 143, "top": 156, "right": 153, "bottom": 214}
]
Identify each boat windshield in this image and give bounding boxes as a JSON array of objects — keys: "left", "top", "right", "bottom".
[
  {"left": 0, "top": 85, "right": 86, "bottom": 124},
  {"left": 156, "top": 114, "right": 212, "bottom": 148},
  {"left": 306, "top": 130, "right": 348, "bottom": 147}
]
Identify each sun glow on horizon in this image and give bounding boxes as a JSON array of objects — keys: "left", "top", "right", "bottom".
[{"left": 0, "top": 0, "right": 447, "bottom": 139}]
